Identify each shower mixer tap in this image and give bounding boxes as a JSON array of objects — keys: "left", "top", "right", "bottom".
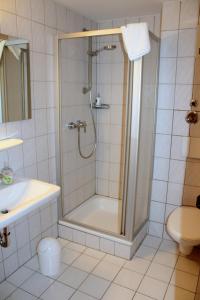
[{"left": 66, "top": 120, "right": 87, "bottom": 132}]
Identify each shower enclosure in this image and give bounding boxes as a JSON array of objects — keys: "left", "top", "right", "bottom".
[{"left": 57, "top": 27, "right": 159, "bottom": 245}]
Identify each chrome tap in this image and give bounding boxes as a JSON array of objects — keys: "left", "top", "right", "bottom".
[{"left": 66, "top": 120, "right": 87, "bottom": 132}]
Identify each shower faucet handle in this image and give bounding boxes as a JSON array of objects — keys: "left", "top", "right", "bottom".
[
  {"left": 77, "top": 120, "right": 87, "bottom": 132},
  {"left": 66, "top": 122, "right": 78, "bottom": 129}
]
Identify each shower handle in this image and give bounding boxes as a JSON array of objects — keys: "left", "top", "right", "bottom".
[{"left": 66, "top": 120, "right": 87, "bottom": 132}]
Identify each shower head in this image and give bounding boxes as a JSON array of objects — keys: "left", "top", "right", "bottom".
[{"left": 87, "top": 44, "right": 117, "bottom": 57}]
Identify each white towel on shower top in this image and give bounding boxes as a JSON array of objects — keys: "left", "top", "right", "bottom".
[{"left": 121, "top": 23, "right": 151, "bottom": 61}]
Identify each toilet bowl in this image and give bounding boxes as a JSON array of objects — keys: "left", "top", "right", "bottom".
[{"left": 167, "top": 206, "right": 200, "bottom": 255}]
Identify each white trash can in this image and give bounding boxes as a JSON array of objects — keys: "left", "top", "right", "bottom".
[{"left": 37, "top": 238, "right": 61, "bottom": 276}]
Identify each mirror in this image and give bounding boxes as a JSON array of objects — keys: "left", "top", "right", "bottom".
[{"left": 0, "top": 33, "right": 31, "bottom": 123}]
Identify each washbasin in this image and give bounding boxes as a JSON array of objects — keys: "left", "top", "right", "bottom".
[{"left": 0, "top": 178, "right": 60, "bottom": 228}]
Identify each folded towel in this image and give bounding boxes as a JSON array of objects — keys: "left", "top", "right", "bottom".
[{"left": 121, "top": 23, "right": 151, "bottom": 61}]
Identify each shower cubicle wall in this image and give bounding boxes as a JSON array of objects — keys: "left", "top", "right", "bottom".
[{"left": 57, "top": 28, "right": 159, "bottom": 244}]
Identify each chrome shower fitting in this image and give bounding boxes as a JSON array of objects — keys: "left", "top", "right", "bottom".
[
  {"left": 87, "top": 44, "right": 117, "bottom": 57},
  {"left": 66, "top": 120, "right": 87, "bottom": 132}
]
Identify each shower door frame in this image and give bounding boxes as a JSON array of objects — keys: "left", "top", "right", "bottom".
[{"left": 56, "top": 28, "right": 159, "bottom": 242}]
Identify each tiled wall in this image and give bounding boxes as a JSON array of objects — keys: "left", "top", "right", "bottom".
[
  {"left": 60, "top": 30, "right": 97, "bottom": 216},
  {"left": 95, "top": 34, "right": 128, "bottom": 199},
  {"left": 183, "top": 25, "right": 200, "bottom": 206},
  {"left": 150, "top": 0, "right": 199, "bottom": 238},
  {"left": 0, "top": 198, "right": 58, "bottom": 283},
  {"left": 0, "top": 0, "right": 95, "bottom": 283},
  {"left": 95, "top": 15, "right": 161, "bottom": 199}
]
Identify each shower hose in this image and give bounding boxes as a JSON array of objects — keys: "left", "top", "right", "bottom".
[{"left": 77, "top": 91, "right": 97, "bottom": 159}]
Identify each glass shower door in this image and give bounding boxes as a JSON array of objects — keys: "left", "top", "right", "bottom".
[{"left": 123, "top": 35, "right": 160, "bottom": 240}]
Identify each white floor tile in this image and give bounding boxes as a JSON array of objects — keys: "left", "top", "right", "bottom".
[
  {"left": 72, "top": 254, "right": 99, "bottom": 273},
  {"left": 25, "top": 256, "right": 40, "bottom": 271},
  {"left": 66, "top": 242, "right": 86, "bottom": 253},
  {"left": 176, "top": 256, "right": 200, "bottom": 275},
  {"left": 61, "top": 248, "right": 80, "bottom": 265},
  {"left": 79, "top": 274, "right": 110, "bottom": 299},
  {"left": 135, "top": 245, "right": 157, "bottom": 261},
  {"left": 6, "top": 288, "right": 37, "bottom": 300},
  {"left": 84, "top": 248, "right": 105, "bottom": 259},
  {"left": 70, "top": 291, "right": 96, "bottom": 300},
  {"left": 159, "top": 240, "right": 179, "bottom": 254},
  {"left": 138, "top": 276, "right": 168, "bottom": 300},
  {"left": 7, "top": 267, "right": 34, "bottom": 287},
  {"left": 47, "top": 262, "right": 68, "bottom": 279},
  {"left": 124, "top": 257, "right": 151, "bottom": 274},
  {"left": 102, "top": 283, "right": 135, "bottom": 300},
  {"left": 58, "top": 266, "right": 88, "bottom": 289},
  {"left": 133, "top": 293, "right": 153, "bottom": 300},
  {"left": 92, "top": 260, "right": 121, "bottom": 281},
  {"left": 164, "top": 284, "right": 195, "bottom": 300},
  {"left": 153, "top": 250, "right": 178, "bottom": 268},
  {"left": 103, "top": 254, "right": 125, "bottom": 267},
  {"left": 21, "top": 272, "right": 53, "bottom": 297},
  {"left": 170, "top": 270, "right": 198, "bottom": 292},
  {"left": 57, "top": 238, "right": 70, "bottom": 248},
  {"left": 0, "top": 281, "right": 16, "bottom": 300},
  {"left": 146, "top": 262, "right": 173, "bottom": 283},
  {"left": 142, "top": 235, "right": 161, "bottom": 249},
  {"left": 40, "top": 281, "right": 75, "bottom": 300},
  {"left": 114, "top": 269, "right": 143, "bottom": 290}
]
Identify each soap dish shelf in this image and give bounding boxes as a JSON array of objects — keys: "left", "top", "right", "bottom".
[{"left": 92, "top": 103, "right": 110, "bottom": 109}]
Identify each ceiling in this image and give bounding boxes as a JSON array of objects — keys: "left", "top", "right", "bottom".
[{"left": 55, "top": 0, "right": 164, "bottom": 21}]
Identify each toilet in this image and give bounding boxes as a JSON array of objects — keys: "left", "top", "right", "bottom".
[{"left": 167, "top": 206, "right": 200, "bottom": 255}]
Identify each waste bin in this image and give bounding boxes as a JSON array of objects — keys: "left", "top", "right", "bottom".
[{"left": 37, "top": 238, "right": 61, "bottom": 276}]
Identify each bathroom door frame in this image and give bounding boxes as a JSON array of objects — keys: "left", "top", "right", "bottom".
[{"left": 55, "top": 28, "right": 159, "bottom": 242}]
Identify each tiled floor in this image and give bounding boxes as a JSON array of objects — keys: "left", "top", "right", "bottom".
[{"left": 0, "top": 236, "right": 199, "bottom": 300}]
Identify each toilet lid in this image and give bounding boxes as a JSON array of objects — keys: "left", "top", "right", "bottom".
[{"left": 167, "top": 207, "right": 200, "bottom": 243}]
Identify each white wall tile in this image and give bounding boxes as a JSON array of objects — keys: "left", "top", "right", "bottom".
[
  {"left": 115, "top": 243, "right": 131, "bottom": 259},
  {"left": 155, "top": 134, "right": 171, "bottom": 158},
  {"left": 162, "top": 1, "right": 180, "bottom": 30},
  {"left": 150, "top": 201, "right": 165, "bottom": 223},
  {"left": 151, "top": 180, "right": 167, "bottom": 203},
  {"left": 44, "top": 0, "right": 56, "bottom": 28},
  {"left": 32, "top": 22, "right": 45, "bottom": 53},
  {"left": 15, "top": 219, "right": 30, "bottom": 249},
  {"left": 17, "top": 16, "right": 32, "bottom": 43},
  {"left": 176, "top": 57, "right": 195, "bottom": 84},
  {"left": 180, "top": 0, "right": 199, "bottom": 29},
  {"left": 31, "top": 0, "right": 45, "bottom": 24},
  {"left": 169, "top": 159, "right": 186, "bottom": 184},
  {"left": 171, "top": 136, "right": 189, "bottom": 160},
  {"left": 157, "top": 84, "right": 175, "bottom": 110},
  {"left": 172, "top": 110, "right": 189, "bottom": 136},
  {"left": 167, "top": 183, "right": 183, "bottom": 206},
  {"left": 174, "top": 84, "right": 192, "bottom": 110},
  {"left": 153, "top": 157, "right": 169, "bottom": 181},
  {"left": 23, "top": 138, "right": 37, "bottom": 167},
  {"left": 156, "top": 110, "right": 173, "bottom": 134},
  {"left": 159, "top": 58, "right": 177, "bottom": 84},
  {"left": 4, "top": 253, "right": 19, "bottom": 277},
  {"left": 16, "top": 0, "right": 31, "bottom": 18},
  {"left": 100, "top": 238, "right": 115, "bottom": 255},
  {"left": 0, "top": 11, "right": 17, "bottom": 36},
  {"left": 148, "top": 221, "right": 164, "bottom": 238},
  {"left": 160, "top": 31, "right": 178, "bottom": 58},
  {"left": 178, "top": 29, "right": 196, "bottom": 57}
]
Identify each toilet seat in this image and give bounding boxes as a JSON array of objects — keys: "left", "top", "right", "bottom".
[{"left": 167, "top": 206, "right": 200, "bottom": 255}]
